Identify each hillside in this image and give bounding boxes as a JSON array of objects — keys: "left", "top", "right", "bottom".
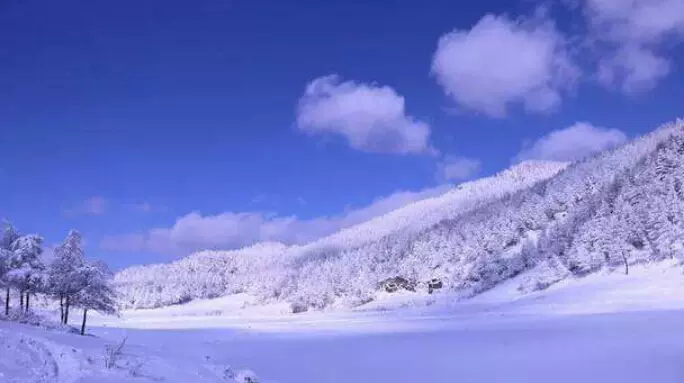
[
  {"left": 115, "top": 119, "right": 684, "bottom": 312},
  {"left": 115, "top": 160, "right": 567, "bottom": 309}
]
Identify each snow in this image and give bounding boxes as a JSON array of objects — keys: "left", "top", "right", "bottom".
[
  {"left": 301, "top": 159, "right": 569, "bottom": 251},
  {"left": 5, "top": 120, "right": 684, "bottom": 382},
  {"left": 113, "top": 119, "right": 684, "bottom": 314},
  {"left": 102, "top": 260, "right": 684, "bottom": 330},
  {"left": 4, "top": 260, "right": 684, "bottom": 383},
  {"left": 471, "top": 259, "right": 684, "bottom": 315},
  {"left": 174, "top": 310, "right": 684, "bottom": 383},
  {"left": 0, "top": 317, "right": 259, "bottom": 383},
  {"left": 68, "top": 261, "right": 684, "bottom": 382},
  {"left": 114, "top": 160, "right": 570, "bottom": 310}
]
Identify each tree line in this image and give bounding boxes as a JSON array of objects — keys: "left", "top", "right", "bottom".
[{"left": 0, "top": 222, "right": 116, "bottom": 335}]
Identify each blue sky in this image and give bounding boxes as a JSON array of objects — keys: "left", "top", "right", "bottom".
[{"left": 1, "top": 0, "right": 683, "bottom": 268}]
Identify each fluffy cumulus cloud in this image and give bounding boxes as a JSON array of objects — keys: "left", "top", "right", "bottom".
[
  {"left": 296, "top": 75, "right": 432, "bottom": 154},
  {"left": 100, "top": 185, "right": 451, "bottom": 256},
  {"left": 437, "top": 156, "right": 482, "bottom": 181},
  {"left": 431, "top": 14, "right": 578, "bottom": 117},
  {"left": 514, "top": 122, "right": 628, "bottom": 162},
  {"left": 586, "top": 0, "right": 684, "bottom": 92},
  {"left": 64, "top": 196, "right": 107, "bottom": 216}
]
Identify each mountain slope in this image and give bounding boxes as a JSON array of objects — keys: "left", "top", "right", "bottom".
[
  {"left": 302, "top": 160, "right": 568, "bottom": 251},
  {"left": 115, "top": 119, "right": 684, "bottom": 312},
  {"left": 115, "top": 160, "right": 567, "bottom": 309}
]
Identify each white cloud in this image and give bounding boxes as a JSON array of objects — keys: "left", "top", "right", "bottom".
[
  {"left": 296, "top": 75, "right": 432, "bottom": 154},
  {"left": 431, "top": 14, "right": 578, "bottom": 117},
  {"left": 596, "top": 45, "right": 671, "bottom": 93},
  {"left": 64, "top": 196, "right": 107, "bottom": 216},
  {"left": 100, "top": 185, "right": 451, "bottom": 256},
  {"left": 585, "top": 0, "right": 684, "bottom": 92},
  {"left": 437, "top": 156, "right": 481, "bottom": 181},
  {"left": 514, "top": 122, "right": 627, "bottom": 162}
]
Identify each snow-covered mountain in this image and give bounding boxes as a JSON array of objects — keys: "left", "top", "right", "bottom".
[
  {"left": 302, "top": 160, "right": 568, "bottom": 252},
  {"left": 115, "top": 160, "right": 567, "bottom": 309},
  {"left": 115, "top": 119, "right": 684, "bottom": 312}
]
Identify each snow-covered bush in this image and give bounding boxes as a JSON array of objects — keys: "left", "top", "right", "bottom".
[{"left": 104, "top": 336, "right": 128, "bottom": 369}]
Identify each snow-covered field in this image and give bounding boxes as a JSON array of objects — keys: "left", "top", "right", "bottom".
[
  {"left": 0, "top": 319, "right": 260, "bottom": 383},
  {"left": 70, "top": 261, "right": 684, "bottom": 382},
  {"left": 4, "top": 261, "right": 684, "bottom": 382},
  {"left": 99, "top": 309, "right": 684, "bottom": 383}
]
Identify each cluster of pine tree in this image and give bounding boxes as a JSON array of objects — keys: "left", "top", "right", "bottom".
[{"left": 0, "top": 224, "right": 116, "bottom": 335}]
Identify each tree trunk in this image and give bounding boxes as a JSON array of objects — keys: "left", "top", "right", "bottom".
[
  {"left": 64, "top": 296, "right": 70, "bottom": 324},
  {"left": 25, "top": 293, "right": 30, "bottom": 313},
  {"left": 59, "top": 295, "right": 64, "bottom": 324},
  {"left": 80, "top": 309, "right": 88, "bottom": 336},
  {"left": 19, "top": 291, "right": 24, "bottom": 311},
  {"left": 4, "top": 288, "right": 9, "bottom": 316},
  {"left": 622, "top": 253, "right": 629, "bottom": 275}
]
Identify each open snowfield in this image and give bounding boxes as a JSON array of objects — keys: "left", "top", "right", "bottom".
[
  {"left": 91, "top": 309, "right": 684, "bottom": 383},
  {"left": 76, "top": 261, "right": 684, "bottom": 383},
  {"left": 3, "top": 262, "right": 684, "bottom": 382}
]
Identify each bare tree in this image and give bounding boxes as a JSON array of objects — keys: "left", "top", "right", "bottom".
[{"left": 621, "top": 251, "right": 629, "bottom": 275}]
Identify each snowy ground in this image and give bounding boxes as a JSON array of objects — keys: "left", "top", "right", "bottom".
[
  {"left": 4, "top": 262, "right": 684, "bottom": 382},
  {"left": 94, "top": 262, "right": 684, "bottom": 382},
  {"left": 94, "top": 309, "right": 684, "bottom": 383},
  {"left": 0, "top": 318, "right": 257, "bottom": 382}
]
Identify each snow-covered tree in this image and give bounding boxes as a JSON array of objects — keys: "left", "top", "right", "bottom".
[
  {"left": 72, "top": 260, "right": 117, "bottom": 335},
  {"left": 6, "top": 234, "right": 44, "bottom": 313},
  {"left": 48, "top": 230, "right": 85, "bottom": 324},
  {"left": 0, "top": 222, "right": 20, "bottom": 251},
  {"left": 1, "top": 222, "right": 20, "bottom": 315},
  {"left": 0, "top": 248, "right": 9, "bottom": 315}
]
